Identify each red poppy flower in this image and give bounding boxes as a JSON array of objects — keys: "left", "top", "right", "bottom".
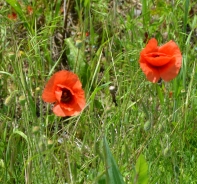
[
  {"left": 169, "top": 91, "right": 173, "bottom": 98},
  {"left": 8, "top": 12, "right": 17, "bottom": 20},
  {"left": 139, "top": 38, "right": 182, "bottom": 83},
  {"left": 85, "top": 31, "right": 90, "bottom": 37},
  {"left": 42, "top": 70, "right": 86, "bottom": 117},
  {"left": 27, "top": 5, "right": 33, "bottom": 15}
]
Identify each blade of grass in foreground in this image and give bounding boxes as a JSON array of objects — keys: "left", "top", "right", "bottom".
[{"left": 103, "top": 136, "right": 125, "bottom": 184}]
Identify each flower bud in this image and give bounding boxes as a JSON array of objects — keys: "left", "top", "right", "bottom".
[
  {"left": 19, "top": 95, "right": 26, "bottom": 105},
  {"left": 32, "top": 126, "right": 40, "bottom": 133},
  {"left": 109, "top": 85, "right": 117, "bottom": 95},
  {"left": 47, "top": 139, "right": 53, "bottom": 147},
  {"left": 36, "top": 87, "right": 40, "bottom": 92},
  {"left": 4, "top": 90, "right": 18, "bottom": 106},
  {"left": 163, "top": 146, "right": 171, "bottom": 157},
  {"left": 4, "top": 95, "right": 13, "bottom": 106},
  {"left": 158, "top": 124, "right": 163, "bottom": 132},
  {"left": 0, "top": 159, "right": 4, "bottom": 168},
  {"left": 75, "top": 40, "right": 83, "bottom": 48},
  {"left": 109, "top": 85, "right": 117, "bottom": 106},
  {"left": 144, "top": 120, "right": 151, "bottom": 131}
]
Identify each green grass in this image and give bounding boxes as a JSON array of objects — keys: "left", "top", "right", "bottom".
[{"left": 0, "top": 0, "right": 197, "bottom": 183}]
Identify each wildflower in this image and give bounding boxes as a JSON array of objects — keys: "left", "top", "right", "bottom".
[
  {"left": 8, "top": 12, "right": 17, "bottom": 20},
  {"left": 75, "top": 40, "right": 83, "bottom": 48},
  {"left": 42, "top": 70, "right": 86, "bottom": 117},
  {"left": 4, "top": 90, "right": 18, "bottom": 106},
  {"left": 85, "top": 31, "right": 90, "bottom": 37},
  {"left": 169, "top": 91, "right": 173, "bottom": 98},
  {"left": 144, "top": 120, "right": 151, "bottom": 131},
  {"left": 27, "top": 5, "right": 33, "bottom": 15},
  {"left": 163, "top": 146, "right": 171, "bottom": 157},
  {"left": 19, "top": 95, "right": 26, "bottom": 105},
  {"left": 139, "top": 38, "right": 182, "bottom": 83},
  {"left": 32, "top": 126, "right": 40, "bottom": 133},
  {"left": 60, "top": 6, "right": 64, "bottom": 14}
]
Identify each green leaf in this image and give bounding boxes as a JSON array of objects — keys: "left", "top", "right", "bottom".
[
  {"left": 84, "top": 0, "right": 90, "bottom": 7},
  {"left": 6, "top": 0, "right": 31, "bottom": 31},
  {"left": 6, "top": 0, "right": 24, "bottom": 19},
  {"left": 103, "top": 136, "right": 125, "bottom": 184},
  {"left": 98, "top": 176, "right": 106, "bottom": 184},
  {"left": 54, "top": 0, "right": 62, "bottom": 18},
  {"left": 135, "top": 154, "right": 149, "bottom": 184},
  {"left": 89, "top": 82, "right": 111, "bottom": 111},
  {"left": 65, "top": 38, "right": 89, "bottom": 86},
  {"left": 13, "top": 130, "right": 28, "bottom": 143},
  {"left": 183, "top": 0, "right": 190, "bottom": 34},
  {"left": 141, "top": 0, "right": 149, "bottom": 28},
  {"left": 0, "top": 71, "right": 14, "bottom": 78}
]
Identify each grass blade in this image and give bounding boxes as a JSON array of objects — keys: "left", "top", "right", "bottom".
[
  {"left": 141, "top": 0, "right": 149, "bottom": 28},
  {"left": 103, "top": 136, "right": 125, "bottom": 184},
  {"left": 6, "top": 0, "right": 23, "bottom": 17},
  {"left": 183, "top": 0, "right": 190, "bottom": 34},
  {"left": 65, "top": 37, "right": 89, "bottom": 86},
  {"left": 6, "top": 0, "right": 31, "bottom": 31}
]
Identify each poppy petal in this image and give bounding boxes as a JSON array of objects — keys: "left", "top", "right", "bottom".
[
  {"left": 159, "top": 40, "right": 182, "bottom": 56},
  {"left": 72, "top": 80, "right": 83, "bottom": 90},
  {"left": 53, "top": 71, "right": 80, "bottom": 89},
  {"left": 60, "top": 98, "right": 82, "bottom": 111},
  {"left": 144, "top": 54, "right": 172, "bottom": 66},
  {"left": 56, "top": 85, "right": 75, "bottom": 96},
  {"left": 42, "top": 71, "right": 78, "bottom": 102},
  {"left": 42, "top": 70, "right": 86, "bottom": 117},
  {"left": 75, "top": 91, "right": 86, "bottom": 109},
  {"left": 142, "top": 38, "right": 158, "bottom": 54},
  {"left": 159, "top": 55, "right": 182, "bottom": 81},
  {"left": 158, "top": 40, "right": 182, "bottom": 81},
  {"left": 42, "top": 75, "right": 57, "bottom": 102},
  {"left": 55, "top": 90, "right": 62, "bottom": 103},
  {"left": 55, "top": 84, "right": 84, "bottom": 108},
  {"left": 53, "top": 103, "right": 81, "bottom": 116},
  {"left": 53, "top": 103, "right": 67, "bottom": 116},
  {"left": 140, "top": 62, "right": 160, "bottom": 83},
  {"left": 139, "top": 38, "right": 182, "bottom": 83}
]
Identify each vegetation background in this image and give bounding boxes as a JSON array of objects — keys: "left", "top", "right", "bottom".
[{"left": 0, "top": 0, "right": 197, "bottom": 183}]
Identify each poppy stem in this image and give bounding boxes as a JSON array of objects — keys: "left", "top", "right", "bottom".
[{"left": 157, "top": 78, "right": 162, "bottom": 87}]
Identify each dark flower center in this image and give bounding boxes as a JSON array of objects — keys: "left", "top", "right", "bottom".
[
  {"left": 151, "top": 53, "right": 160, "bottom": 58},
  {"left": 61, "top": 89, "right": 72, "bottom": 103}
]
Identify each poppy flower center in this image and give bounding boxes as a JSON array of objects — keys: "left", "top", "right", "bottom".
[
  {"left": 61, "top": 89, "right": 72, "bottom": 103},
  {"left": 150, "top": 53, "right": 161, "bottom": 58},
  {"left": 153, "top": 54, "right": 159, "bottom": 57}
]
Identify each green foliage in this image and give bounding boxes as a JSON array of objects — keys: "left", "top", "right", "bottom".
[
  {"left": 6, "top": 0, "right": 24, "bottom": 18},
  {"left": 0, "top": 0, "right": 197, "bottom": 183},
  {"left": 141, "top": 0, "right": 150, "bottom": 28},
  {"left": 134, "top": 154, "right": 149, "bottom": 184},
  {"left": 103, "top": 136, "right": 125, "bottom": 184},
  {"left": 183, "top": 0, "right": 190, "bottom": 34},
  {"left": 65, "top": 37, "right": 90, "bottom": 87},
  {"left": 5, "top": 0, "right": 31, "bottom": 31}
]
